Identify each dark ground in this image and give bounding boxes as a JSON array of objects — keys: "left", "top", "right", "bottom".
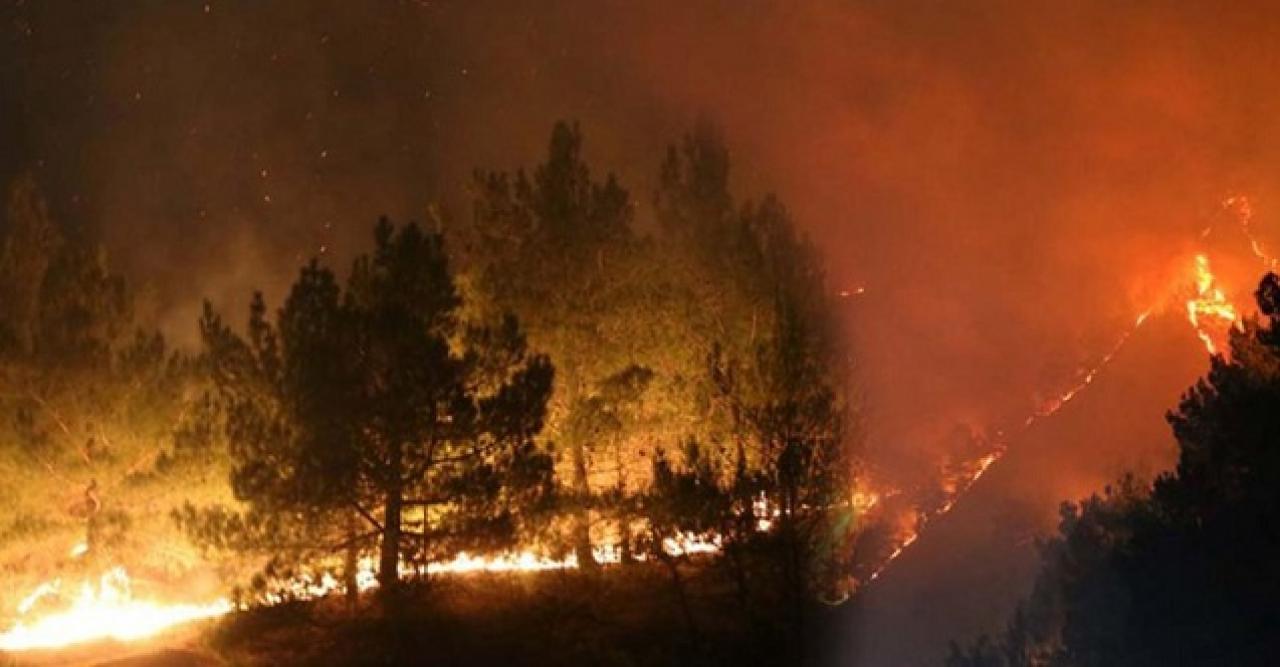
[{"left": 203, "top": 563, "right": 847, "bottom": 667}]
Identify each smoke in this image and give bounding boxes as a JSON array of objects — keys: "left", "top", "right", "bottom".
[{"left": 8, "top": 1, "right": 1280, "bottom": 656}]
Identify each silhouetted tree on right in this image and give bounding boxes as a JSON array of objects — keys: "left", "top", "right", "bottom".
[{"left": 949, "top": 272, "right": 1280, "bottom": 666}]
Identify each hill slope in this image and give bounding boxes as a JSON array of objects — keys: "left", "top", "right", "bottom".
[{"left": 832, "top": 313, "right": 1210, "bottom": 666}]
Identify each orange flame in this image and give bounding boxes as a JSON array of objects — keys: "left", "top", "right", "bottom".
[
  {"left": 1224, "top": 195, "right": 1277, "bottom": 270},
  {"left": 861, "top": 219, "right": 1257, "bottom": 585},
  {"left": 1185, "top": 253, "right": 1240, "bottom": 355},
  {"left": 2, "top": 534, "right": 727, "bottom": 651},
  {"left": 0, "top": 568, "right": 232, "bottom": 652}
]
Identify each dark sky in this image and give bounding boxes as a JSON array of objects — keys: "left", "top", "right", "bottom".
[{"left": 6, "top": 0, "right": 1280, "bottom": 612}]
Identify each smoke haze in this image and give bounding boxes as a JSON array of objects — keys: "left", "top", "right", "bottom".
[{"left": 7, "top": 1, "right": 1280, "bottom": 660}]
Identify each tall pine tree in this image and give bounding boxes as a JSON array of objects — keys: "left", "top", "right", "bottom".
[{"left": 185, "top": 218, "right": 555, "bottom": 599}]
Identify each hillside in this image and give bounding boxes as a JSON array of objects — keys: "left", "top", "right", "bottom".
[{"left": 833, "top": 312, "right": 1210, "bottom": 666}]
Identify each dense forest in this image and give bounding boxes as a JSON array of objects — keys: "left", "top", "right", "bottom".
[
  {"left": 0, "top": 122, "right": 861, "bottom": 665},
  {"left": 12, "top": 3, "right": 1280, "bottom": 665},
  {"left": 6, "top": 110, "right": 1280, "bottom": 667}
]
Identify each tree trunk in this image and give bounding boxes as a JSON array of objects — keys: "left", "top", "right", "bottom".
[
  {"left": 570, "top": 437, "right": 596, "bottom": 569},
  {"left": 620, "top": 524, "right": 634, "bottom": 565},
  {"left": 379, "top": 443, "right": 404, "bottom": 596},
  {"left": 344, "top": 510, "right": 360, "bottom": 613},
  {"left": 726, "top": 537, "right": 751, "bottom": 615},
  {"left": 662, "top": 552, "right": 699, "bottom": 643},
  {"left": 781, "top": 490, "right": 806, "bottom": 666}
]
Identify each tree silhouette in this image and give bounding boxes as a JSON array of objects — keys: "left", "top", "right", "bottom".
[
  {"left": 949, "top": 272, "right": 1280, "bottom": 666},
  {"left": 185, "top": 218, "right": 555, "bottom": 601}
]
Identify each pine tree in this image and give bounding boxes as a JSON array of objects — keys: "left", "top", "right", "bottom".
[
  {"left": 464, "top": 122, "right": 642, "bottom": 567},
  {"left": 185, "top": 218, "right": 556, "bottom": 601},
  {"left": 0, "top": 174, "right": 213, "bottom": 612}
]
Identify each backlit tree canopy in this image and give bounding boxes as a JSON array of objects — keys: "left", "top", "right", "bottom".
[
  {"left": 186, "top": 219, "right": 556, "bottom": 596},
  {"left": 0, "top": 175, "right": 219, "bottom": 617}
]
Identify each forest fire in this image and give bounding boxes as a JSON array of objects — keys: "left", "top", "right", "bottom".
[
  {"left": 10, "top": 4, "right": 1280, "bottom": 664},
  {"left": 1, "top": 196, "right": 1263, "bottom": 654},
  {"left": 1, "top": 533, "right": 726, "bottom": 652},
  {"left": 0, "top": 568, "right": 232, "bottom": 652},
  {"left": 862, "top": 306, "right": 1155, "bottom": 584},
  {"left": 1186, "top": 253, "right": 1241, "bottom": 355},
  {"left": 6, "top": 197, "right": 1210, "bottom": 635},
  {"left": 861, "top": 211, "right": 1261, "bottom": 586}
]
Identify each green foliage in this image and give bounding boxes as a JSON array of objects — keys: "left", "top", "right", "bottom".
[
  {"left": 184, "top": 218, "right": 557, "bottom": 596},
  {"left": 461, "top": 121, "right": 861, "bottom": 590},
  {"left": 0, "top": 174, "right": 221, "bottom": 614},
  {"left": 0, "top": 119, "right": 864, "bottom": 633},
  {"left": 667, "top": 122, "right": 859, "bottom": 606},
  {"left": 463, "top": 121, "right": 674, "bottom": 564}
]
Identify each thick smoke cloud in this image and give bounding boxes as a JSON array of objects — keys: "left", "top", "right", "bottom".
[{"left": 6, "top": 2, "right": 1280, "bottom": 655}]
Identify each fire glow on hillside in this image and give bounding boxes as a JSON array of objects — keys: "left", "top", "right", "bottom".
[
  {"left": 0, "top": 194, "right": 1272, "bottom": 654},
  {"left": 1187, "top": 253, "right": 1240, "bottom": 356},
  {"left": 0, "top": 533, "right": 725, "bottom": 652},
  {"left": 862, "top": 195, "right": 1268, "bottom": 585},
  {"left": 0, "top": 568, "right": 232, "bottom": 652}
]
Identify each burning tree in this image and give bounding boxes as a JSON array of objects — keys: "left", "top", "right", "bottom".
[{"left": 181, "top": 218, "right": 556, "bottom": 601}]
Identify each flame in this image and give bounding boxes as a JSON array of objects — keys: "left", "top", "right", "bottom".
[
  {"left": 860, "top": 198, "right": 1268, "bottom": 586},
  {"left": 852, "top": 490, "right": 880, "bottom": 512},
  {"left": 254, "top": 534, "right": 727, "bottom": 606},
  {"left": 839, "top": 286, "right": 867, "bottom": 298},
  {"left": 864, "top": 301, "right": 1158, "bottom": 585},
  {"left": 1185, "top": 253, "right": 1241, "bottom": 355},
  {"left": 68, "top": 542, "right": 88, "bottom": 559},
  {"left": 1224, "top": 195, "right": 1277, "bottom": 270},
  {"left": 0, "top": 568, "right": 232, "bottom": 652},
  {"left": 2, "top": 533, "right": 727, "bottom": 652}
]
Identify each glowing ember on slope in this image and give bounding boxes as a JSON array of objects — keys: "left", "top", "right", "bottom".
[
  {"left": 863, "top": 262, "right": 1211, "bottom": 584},
  {"left": 1186, "top": 253, "right": 1241, "bottom": 355},
  {"left": 867, "top": 447, "right": 1003, "bottom": 583},
  {"left": 1223, "top": 195, "right": 1277, "bottom": 270},
  {"left": 865, "top": 292, "right": 1196, "bottom": 584},
  {"left": 860, "top": 194, "right": 1280, "bottom": 586}
]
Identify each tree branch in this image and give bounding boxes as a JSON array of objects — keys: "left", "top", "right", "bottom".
[{"left": 351, "top": 502, "right": 384, "bottom": 532}]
